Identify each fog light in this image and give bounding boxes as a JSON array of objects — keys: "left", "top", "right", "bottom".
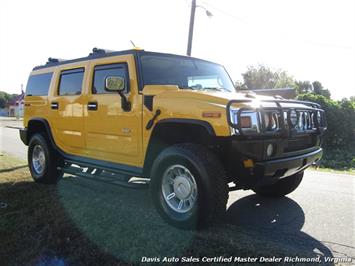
[{"left": 266, "top": 143, "right": 274, "bottom": 157}]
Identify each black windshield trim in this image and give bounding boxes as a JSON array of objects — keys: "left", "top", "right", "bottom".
[{"left": 138, "top": 52, "right": 234, "bottom": 92}]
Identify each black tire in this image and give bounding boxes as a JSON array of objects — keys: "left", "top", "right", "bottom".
[
  {"left": 253, "top": 171, "right": 304, "bottom": 198},
  {"left": 150, "top": 143, "right": 228, "bottom": 229},
  {"left": 28, "top": 133, "right": 63, "bottom": 184}
]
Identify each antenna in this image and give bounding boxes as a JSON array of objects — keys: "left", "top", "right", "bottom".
[{"left": 130, "top": 40, "right": 136, "bottom": 48}]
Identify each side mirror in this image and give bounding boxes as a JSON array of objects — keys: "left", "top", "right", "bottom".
[
  {"left": 104, "top": 76, "right": 131, "bottom": 111},
  {"left": 105, "top": 76, "right": 125, "bottom": 92}
]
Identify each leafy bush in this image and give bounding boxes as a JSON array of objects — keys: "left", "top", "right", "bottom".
[
  {"left": 297, "top": 94, "right": 355, "bottom": 169},
  {"left": 0, "top": 91, "right": 19, "bottom": 108}
]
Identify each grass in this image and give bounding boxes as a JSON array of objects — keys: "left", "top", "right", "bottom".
[{"left": 0, "top": 153, "right": 336, "bottom": 265}]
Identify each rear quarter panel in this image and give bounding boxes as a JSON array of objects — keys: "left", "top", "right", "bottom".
[{"left": 24, "top": 67, "right": 57, "bottom": 128}]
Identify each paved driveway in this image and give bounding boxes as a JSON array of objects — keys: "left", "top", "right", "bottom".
[{"left": 0, "top": 118, "right": 27, "bottom": 160}]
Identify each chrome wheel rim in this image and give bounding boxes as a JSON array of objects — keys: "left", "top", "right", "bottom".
[
  {"left": 161, "top": 164, "right": 198, "bottom": 213},
  {"left": 32, "top": 144, "right": 45, "bottom": 175}
]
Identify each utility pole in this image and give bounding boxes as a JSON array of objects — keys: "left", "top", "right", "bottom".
[{"left": 186, "top": 0, "right": 196, "bottom": 56}]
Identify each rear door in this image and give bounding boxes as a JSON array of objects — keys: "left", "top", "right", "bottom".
[{"left": 48, "top": 63, "right": 88, "bottom": 156}]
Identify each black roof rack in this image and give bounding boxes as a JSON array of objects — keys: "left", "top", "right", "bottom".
[
  {"left": 33, "top": 47, "right": 130, "bottom": 70},
  {"left": 46, "top": 57, "right": 67, "bottom": 64},
  {"left": 32, "top": 48, "right": 215, "bottom": 71},
  {"left": 89, "top": 47, "right": 115, "bottom": 56}
]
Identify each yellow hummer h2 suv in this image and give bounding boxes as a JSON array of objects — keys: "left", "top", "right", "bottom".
[{"left": 20, "top": 48, "right": 326, "bottom": 229}]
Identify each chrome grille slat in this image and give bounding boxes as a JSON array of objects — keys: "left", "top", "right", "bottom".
[
  {"left": 227, "top": 98, "right": 327, "bottom": 136},
  {"left": 294, "top": 110, "right": 316, "bottom": 131}
]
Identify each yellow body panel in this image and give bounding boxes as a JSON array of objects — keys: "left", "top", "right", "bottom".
[
  {"left": 83, "top": 55, "right": 143, "bottom": 166},
  {"left": 24, "top": 53, "right": 251, "bottom": 169}
]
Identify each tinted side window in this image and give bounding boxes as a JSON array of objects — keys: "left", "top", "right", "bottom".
[
  {"left": 58, "top": 68, "right": 84, "bottom": 96},
  {"left": 92, "top": 64, "right": 129, "bottom": 94},
  {"left": 26, "top": 72, "right": 53, "bottom": 96}
]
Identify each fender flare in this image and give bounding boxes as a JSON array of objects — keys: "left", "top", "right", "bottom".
[
  {"left": 22, "top": 118, "right": 55, "bottom": 146},
  {"left": 153, "top": 118, "right": 216, "bottom": 136},
  {"left": 143, "top": 118, "right": 216, "bottom": 176}
]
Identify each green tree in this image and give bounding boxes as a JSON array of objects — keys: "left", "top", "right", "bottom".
[
  {"left": 312, "top": 81, "right": 323, "bottom": 95},
  {"left": 0, "top": 91, "right": 18, "bottom": 108},
  {"left": 0, "top": 97, "right": 6, "bottom": 108},
  {"left": 297, "top": 93, "right": 355, "bottom": 169},
  {"left": 239, "top": 65, "right": 295, "bottom": 90},
  {"left": 0, "top": 91, "right": 9, "bottom": 108},
  {"left": 320, "top": 89, "right": 331, "bottom": 99},
  {"left": 235, "top": 65, "right": 333, "bottom": 100},
  {"left": 312, "top": 81, "right": 331, "bottom": 98},
  {"left": 295, "top": 80, "right": 313, "bottom": 94},
  {"left": 234, "top": 80, "right": 247, "bottom": 90},
  {"left": 275, "top": 71, "right": 296, "bottom": 88}
]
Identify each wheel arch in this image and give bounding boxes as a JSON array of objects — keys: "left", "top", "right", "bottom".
[
  {"left": 143, "top": 119, "right": 217, "bottom": 177},
  {"left": 26, "top": 118, "right": 56, "bottom": 147}
]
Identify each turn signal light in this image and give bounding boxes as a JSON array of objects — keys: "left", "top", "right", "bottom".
[
  {"left": 202, "top": 111, "right": 221, "bottom": 118},
  {"left": 240, "top": 116, "right": 252, "bottom": 128},
  {"left": 243, "top": 159, "right": 254, "bottom": 168}
]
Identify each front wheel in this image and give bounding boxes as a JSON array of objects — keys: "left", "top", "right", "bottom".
[
  {"left": 252, "top": 171, "right": 304, "bottom": 198},
  {"left": 150, "top": 144, "right": 228, "bottom": 229},
  {"left": 28, "top": 133, "right": 63, "bottom": 184}
]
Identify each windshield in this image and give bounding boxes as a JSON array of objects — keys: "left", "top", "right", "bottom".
[{"left": 140, "top": 54, "right": 235, "bottom": 92}]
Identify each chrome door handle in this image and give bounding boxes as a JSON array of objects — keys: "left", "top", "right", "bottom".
[
  {"left": 51, "top": 102, "right": 59, "bottom": 110},
  {"left": 87, "top": 102, "right": 98, "bottom": 111}
]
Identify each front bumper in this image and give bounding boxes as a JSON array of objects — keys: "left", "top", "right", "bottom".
[
  {"left": 226, "top": 137, "right": 323, "bottom": 188},
  {"left": 254, "top": 148, "right": 322, "bottom": 185}
]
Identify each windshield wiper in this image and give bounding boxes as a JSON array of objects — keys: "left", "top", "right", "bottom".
[
  {"left": 178, "top": 86, "right": 228, "bottom": 92},
  {"left": 178, "top": 86, "right": 196, "bottom": 90},
  {"left": 202, "top": 87, "right": 226, "bottom": 92}
]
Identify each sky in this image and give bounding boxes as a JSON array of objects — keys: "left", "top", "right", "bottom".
[{"left": 0, "top": 0, "right": 354, "bottom": 100}]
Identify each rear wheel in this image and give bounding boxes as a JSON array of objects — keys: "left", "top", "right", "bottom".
[
  {"left": 28, "top": 133, "right": 63, "bottom": 184},
  {"left": 150, "top": 144, "right": 228, "bottom": 229},
  {"left": 253, "top": 171, "right": 304, "bottom": 198}
]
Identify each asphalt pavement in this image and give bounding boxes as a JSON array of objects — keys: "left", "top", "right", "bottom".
[
  {"left": 1, "top": 117, "right": 354, "bottom": 262},
  {"left": 0, "top": 118, "right": 27, "bottom": 160}
]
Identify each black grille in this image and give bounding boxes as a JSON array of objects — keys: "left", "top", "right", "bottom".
[{"left": 284, "top": 136, "right": 314, "bottom": 153}]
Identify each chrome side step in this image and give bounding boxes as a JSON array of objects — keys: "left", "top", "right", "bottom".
[{"left": 60, "top": 161, "right": 149, "bottom": 189}]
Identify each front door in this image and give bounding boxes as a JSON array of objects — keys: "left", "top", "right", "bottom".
[{"left": 84, "top": 55, "right": 143, "bottom": 168}]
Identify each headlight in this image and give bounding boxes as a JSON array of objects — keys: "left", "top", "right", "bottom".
[
  {"left": 229, "top": 108, "right": 281, "bottom": 135},
  {"left": 230, "top": 108, "right": 260, "bottom": 134}
]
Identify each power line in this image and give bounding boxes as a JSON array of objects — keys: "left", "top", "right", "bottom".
[
  {"left": 200, "top": 0, "right": 248, "bottom": 24},
  {"left": 199, "top": 0, "right": 353, "bottom": 50}
]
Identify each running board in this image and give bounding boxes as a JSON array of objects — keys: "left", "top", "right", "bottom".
[{"left": 60, "top": 161, "right": 149, "bottom": 189}]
